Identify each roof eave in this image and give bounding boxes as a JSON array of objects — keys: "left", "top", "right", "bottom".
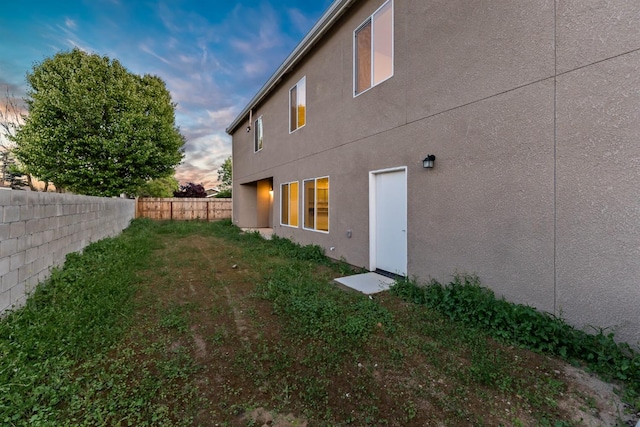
[{"left": 225, "top": 0, "right": 357, "bottom": 135}]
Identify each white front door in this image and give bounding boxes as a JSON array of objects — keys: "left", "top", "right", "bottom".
[{"left": 370, "top": 168, "right": 407, "bottom": 276}]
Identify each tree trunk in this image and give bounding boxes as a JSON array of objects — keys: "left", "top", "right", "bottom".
[{"left": 26, "top": 174, "right": 36, "bottom": 191}]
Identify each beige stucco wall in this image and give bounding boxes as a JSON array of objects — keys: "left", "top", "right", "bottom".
[{"left": 231, "top": 0, "right": 640, "bottom": 345}]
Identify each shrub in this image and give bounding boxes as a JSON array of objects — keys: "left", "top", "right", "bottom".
[{"left": 173, "top": 182, "right": 206, "bottom": 198}]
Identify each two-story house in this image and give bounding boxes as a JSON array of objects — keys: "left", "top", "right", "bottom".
[{"left": 226, "top": 0, "right": 640, "bottom": 345}]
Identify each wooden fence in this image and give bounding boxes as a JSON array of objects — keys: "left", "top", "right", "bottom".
[{"left": 136, "top": 198, "right": 232, "bottom": 221}]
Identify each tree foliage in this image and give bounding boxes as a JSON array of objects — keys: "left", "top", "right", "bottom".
[
  {"left": 135, "top": 175, "right": 179, "bottom": 198},
  {"left": 217, "top": 156, "right": 232, "bottom": 197},
  {"left": 173, "top": 182, "right": 206, "bottom": 198},
  {"left": 12, "top": 48, "right": 185, "bottom": 196},
  {"left": 214, "top": 188, "right": 231, "bottom": 198}
]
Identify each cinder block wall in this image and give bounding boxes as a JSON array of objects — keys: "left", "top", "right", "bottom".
[{"left": 0, "top": 189, "right": 135, "bottom": 314}]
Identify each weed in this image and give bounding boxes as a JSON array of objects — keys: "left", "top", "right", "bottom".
[
  {"left": 159, "top": 304, "right": 190, "bottom": 333},
  {"left": 390, "top": 275, "right": 640, "bottom": 403},
  {"left": 268, "top": 235, "right": 328, "bottom": 263},
  {"left": 403, "top": 400, "right": 417, "bottom": 421}
]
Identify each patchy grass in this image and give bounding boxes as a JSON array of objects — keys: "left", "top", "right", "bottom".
[
  {"left": 390, "top": 276, "right": 640, "bottom": 402},
  {"left": 0, "top": 219, "right": 158, "bottom": 425},
  {"left": 0, "top": 219, "right": 636, "bottom": 426}
]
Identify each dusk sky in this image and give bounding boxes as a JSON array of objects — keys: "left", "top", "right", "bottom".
[{"left": 0, "top": 0, "right": 333, "bottom": 188}]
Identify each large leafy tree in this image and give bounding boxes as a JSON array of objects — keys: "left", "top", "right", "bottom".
[{"left": 13, "top": 48, "right": 185, "bottom": 196}]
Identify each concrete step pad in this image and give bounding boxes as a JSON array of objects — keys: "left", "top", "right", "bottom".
[{"left": 334, "top": 272, "right": 395, "bottom": 295}]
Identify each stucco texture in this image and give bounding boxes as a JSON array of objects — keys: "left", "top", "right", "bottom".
[
  {"left": 230, "top": 0, "right": 640, "bottom": 345},
  {"left": 556, "top": 50, "right": 640, "bottom": 344}
]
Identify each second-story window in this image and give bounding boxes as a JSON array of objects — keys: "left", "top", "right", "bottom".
[
  {"left": 289, "top": 76, "right": 306, "bottom": 133},
  {"left": 354, "top": 0, "right": 393, "bottom": 96},
  {"left": 254, "top": 116, "right": 263, "bottom": 152}
]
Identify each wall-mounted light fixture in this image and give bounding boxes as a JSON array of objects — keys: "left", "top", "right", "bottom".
[{"left": 422, "top": 154, "right": 436, "bottom": 169}]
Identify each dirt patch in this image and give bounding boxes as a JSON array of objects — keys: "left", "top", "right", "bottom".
[
  {"left": 223, "top": 286, "right": 251, "bottom": 340},
  {"left": 190, "top": 325, "right": 207, "bottom": 360},
  {"left": 559, "top": 364, "right": 637, "bottom": 426},
  {"left": 242, "top": 407, "right": 308, "bottom": 427}
]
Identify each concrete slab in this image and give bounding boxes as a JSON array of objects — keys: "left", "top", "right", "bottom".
[{"left": 334, "top": 272, "right": 395, "bottom": 295}]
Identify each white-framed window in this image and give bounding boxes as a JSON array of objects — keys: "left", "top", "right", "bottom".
[
  {"left": 303, "top": 176, "right": 329, "bottom": 233},
  {"left": 289, "top": 76, "right": 306, "bottom": 133},
  {"left": 254, "top": 115, "right": 263, "bottom": 152},
  {"left": 280, "top": 181, "right": 299, "bottom": 227},
  {"left": 354, "top": 0, "right": 393, "bottom": 96}
]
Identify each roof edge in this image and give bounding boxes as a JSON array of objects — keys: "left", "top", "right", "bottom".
[{"left": 225, "top": 0, "right": 357, "bottom": 135}]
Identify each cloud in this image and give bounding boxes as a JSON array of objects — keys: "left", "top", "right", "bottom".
[
  {"left": 0, "top": 81, "right": 27, "bottom": 98},
  {"left": 242, "top": 60, "right": 270, "bottom": 78},
  {"left": 287, "top": 8, "right": 315, "bottom": 34},
  {"left": 0, "top": 61, "right": 26, "bottom": 88},
  {"left": 156, "top": 1, "right": 217, "bottom": 39},
  {"left": 0, "top": 85, "right": 26, "bottom": 149},
  {"left": 175, "top": 133, "right": 229, "bottom": 188},
  {"left": 33, "top": 16, "right": 97, "bottom": 55},
  {"left": 66, "top": 39, "right": 93, "bottom": 52},
  {"left": 228, "top": 6, "right": 287, "bottom": 55},
  {"left": 65, "top": 18, "right": 77, "bottom": 30},
  {"left": 0, "top": 84, "right": 27, "bottom": 122},
  {"left": 139, "top": 42, "right": 172, "bottom": 65},
  {"left": 206, "top": 107, "right": 236, "bottom": 126}
]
